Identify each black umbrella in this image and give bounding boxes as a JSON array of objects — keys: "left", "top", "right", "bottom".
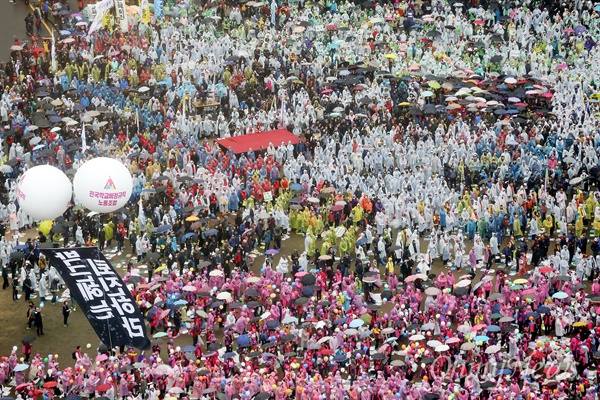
[
  {"left": 301, "top": 274, "right": 316, "bottom": 286},
  {"left": 208, "top": 343, "right": 222, "bottom": 351},
  {"left": 295, "top": 297, "right": 308, "bottom": 306},
  {"left": 246, "top": 301, "right": 260, "bottom": 308},
  {"left": 245, "top": 288, "right": 259, "bottom": 297},
  {"left": 146, "top": 252, "right": 160, "bottom": 262},
  {"left": 209, "top": 301, "right": 224, "bottom": 309},
  {"left": 301, "top": 285, "right": 315, "bottom": 297},
  {"left": 281, "top": 334, "right": 297, "bottom": 343},
  {"left": 126, "top": 275, "right": 142, "bottom": 284},
  {"left": 22, "top": 335, "right": 37, "bottom": 344},
  {"left": 254, "top": 393, "right": 271, "bottom": 400},
  {"left": 266, "top": 320, "right": 279, "bottom": 330},
  {"left": 10, "top": 251, "right": 24, "bottom": 259}
]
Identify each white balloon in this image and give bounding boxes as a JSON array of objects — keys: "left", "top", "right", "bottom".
[
  {"left": 17, "top": 165, "right": 72, "bottom": 221},
  {"left": 73, "top": 157, "right": 133, "bottom": 213}
]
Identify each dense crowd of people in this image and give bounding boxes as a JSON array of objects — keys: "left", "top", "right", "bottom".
[{"left": 0, "top": 0, "right": 600, "bottom": 398}]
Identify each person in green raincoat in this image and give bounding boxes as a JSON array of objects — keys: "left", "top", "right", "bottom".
[
  {"left": 477, "top": 217, "right": 486, "bottom": 238},
  {"left": 104, "top": 221, "right": 115, "bottom": 245},
  {"left": 290, "top": 209, "right": 301, "bottom": 232}
]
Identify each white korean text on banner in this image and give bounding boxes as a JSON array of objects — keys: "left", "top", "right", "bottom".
[{"left": 41, "top": 247, "right": 151, "bottom": 350}]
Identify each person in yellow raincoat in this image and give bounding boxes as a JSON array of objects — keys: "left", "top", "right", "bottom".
[
  {"left": 385, "top": 257, "right": 395, "bottom": 276},
  {"left": 290, "top": 209, "right": 301, "bottom": 232},
  {"left": 104, "top": 221, "right": 115, "bottom": 243},
  {"left": 575, "top": 213, "right": 584, "bottom": 237},
  {"left": 300, "top": 208, "right": 311, "bottom": 233},
  {"left": 513, "top": 216, "right": 523, "bottom": 237},
  {"left": 315, "top": 215, "right": 324, "bottom": 236},
  {"left": 351, "top": 204, "right": 363, "bottom": 225},
  {"left": 321, "top": 240, "right": 331, "bottom": 257},
  {"left": 584, "top": 194, "right": 595, "bottom": 221},
  {"left": 594, "top": 215, "right": 600, "bottom": 234},
  {"left": 307, "top": 231, "right": 317, "bottom": 257},
  {"left": 543, "top": 215, "right": 554, "bottom": 236}
]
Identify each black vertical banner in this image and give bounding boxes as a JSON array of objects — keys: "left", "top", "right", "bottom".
[{"left": 41, "top": 247, "right": 151, "bottom": 350}]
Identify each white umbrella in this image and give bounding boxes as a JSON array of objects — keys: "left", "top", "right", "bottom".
[
  {"left": 409, "top": 334, "right": 425, "bottom": 341},
  {"left": 485, "top": 345, "right": 501, "bottom": 354},
  {"left": 216, "top": 292, "right": 231, "bottom": 300},
  {"left": 246, "top": 277, "right": 261, "bottom": 283},
  {"left": 435, "top": 345, "right": 450, "bottom": 352},
  {"left": 209, "top": 270, "right": 224, "bottom": 277},
  {"left": 456, "top": 279, "right": 472, "bottom": 288}
]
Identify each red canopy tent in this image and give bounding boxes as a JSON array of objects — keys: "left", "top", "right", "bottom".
[{"left": 216, "top": 129, "right": 300, "bottom": 154}]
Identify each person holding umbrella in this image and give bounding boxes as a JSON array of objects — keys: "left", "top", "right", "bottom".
[
  {"left": 34, "top": 307, "right": 44, "bottom": 336},
  {"left": 21, "top": 336, "right": 34, "bottom": 363}
]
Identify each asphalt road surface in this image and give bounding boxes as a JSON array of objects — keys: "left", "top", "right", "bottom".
[{"left": 0, "top": 0, "right": 39, "bottom": 62}]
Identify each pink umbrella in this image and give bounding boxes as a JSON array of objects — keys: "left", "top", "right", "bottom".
[
  {"left": 95, "top": 354, "right": 108, "bottom": 362},
  {"left": 321, "top": 89, "right": 333, "bottom": 94},
  {"left": 555, "top": 63, "right": 568, "bottom": 70},
  {"left": 160, "top": 309, "right": 171, "bottom": 319},
  {"left": 446, "top": 337, "right": 460, "bottom": 344},
  {"left": 182, "top": 285, "right": 197, "bottom": 292},
  {"left": 541, "top": 93, "right": 553, "bottom": 98}
]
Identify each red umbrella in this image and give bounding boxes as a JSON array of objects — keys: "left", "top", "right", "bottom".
[
  {"left": 15, "top": 383, "right": 31, "bottom": 391},
  {"left": 330, "top": 205, "right": 344, "bottom": 211},
  {"left": 43, "top": 382, "right": 58, "bottom": 388},
  {"left": 473, "top": 19, "right": 484, "bottom": 25},
  {"left": 531, "top": 351, "right": 546, "bottom": 359},
  {"left": 540, "top": 267, "right": 553, "bottom": 273},
  {"left": 319, "top": 348, "right": 334, "bottom": 355},
  {"left": 544, "top": 366, "right": 559, "bottom": 376},
  {"left": 96, "top": 383, "right": 112, "bottom": 392}
]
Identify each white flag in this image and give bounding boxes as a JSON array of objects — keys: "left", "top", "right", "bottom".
[{"left": 81, "top": 123, "right": 87, "bottom": 153}]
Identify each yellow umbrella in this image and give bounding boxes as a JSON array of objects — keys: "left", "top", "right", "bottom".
[
  {"left": 186, "top": 216, "right": 199, "bottom": 222},
  {"left": 590, "top": 93, "right": 600, "bottom": 99},
  {"left": 39, "top": 220, "right": 53, "bottom": 236},
  {"left": 428, "top": 81, "right": 441, "bottom": 89},
  {"left": 513, "top": 278, "right": 528, "bottom": 285},
  {"left": 154, "top": 264, "right": 167, "bottom": 273},
  {"left": 292, "top": 79, "right": 304, "bottom": 84},
  {"left": 573, "top": 321, "right": 587, "bottom": 327},
  {"left": 399, "top": 102, "right": 410, "bottom": 106},
  {"left": 385, "top": 53, "right": 397, "bottom": 59}
]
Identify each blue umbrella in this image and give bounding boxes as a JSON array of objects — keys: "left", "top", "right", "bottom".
[
  {"left": 156, "top": 224, "right": 171, "bottom": 234},
  {"left": 290, "top": 183, "right": 303, "bottom": 191},
  {"left": 537, "top": 306, "right": 551, "bottom": 314},
  {"left": 487, "top": 325, "right": 500, "bottom": 332},
  {"left": 356, "top": 237, "right": 367, "bottom": 246},
  {"left": 181, "top": 345, "right": 196, "bottom": 352},
  {"left": 349, "top": 319, "right": 364, "bottom": 328},
  {"left": 474, "top": 335, "right": 489, "bottom": 342},
  {"left": 237, "top": 334, "right": 250, "bottom": 347},
  {"left": 497, "top": 369, "right": 512, "bottom": 375},
  {"left": 181, "top": 232, "right": 198, "bottom": 241},
  {"left": 203, "top": 229, "right": 219, "bottom": 237},
  {"left": 173, "top": 300, "right": 188, "bottom": 306}
]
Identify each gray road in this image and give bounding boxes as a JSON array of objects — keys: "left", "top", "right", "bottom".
[
  {"left": 0, "top": 0, "right": 81, "bottom": 63},
  {"left": 0, "top": 0, "right": 39, "bottom": 62}
]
